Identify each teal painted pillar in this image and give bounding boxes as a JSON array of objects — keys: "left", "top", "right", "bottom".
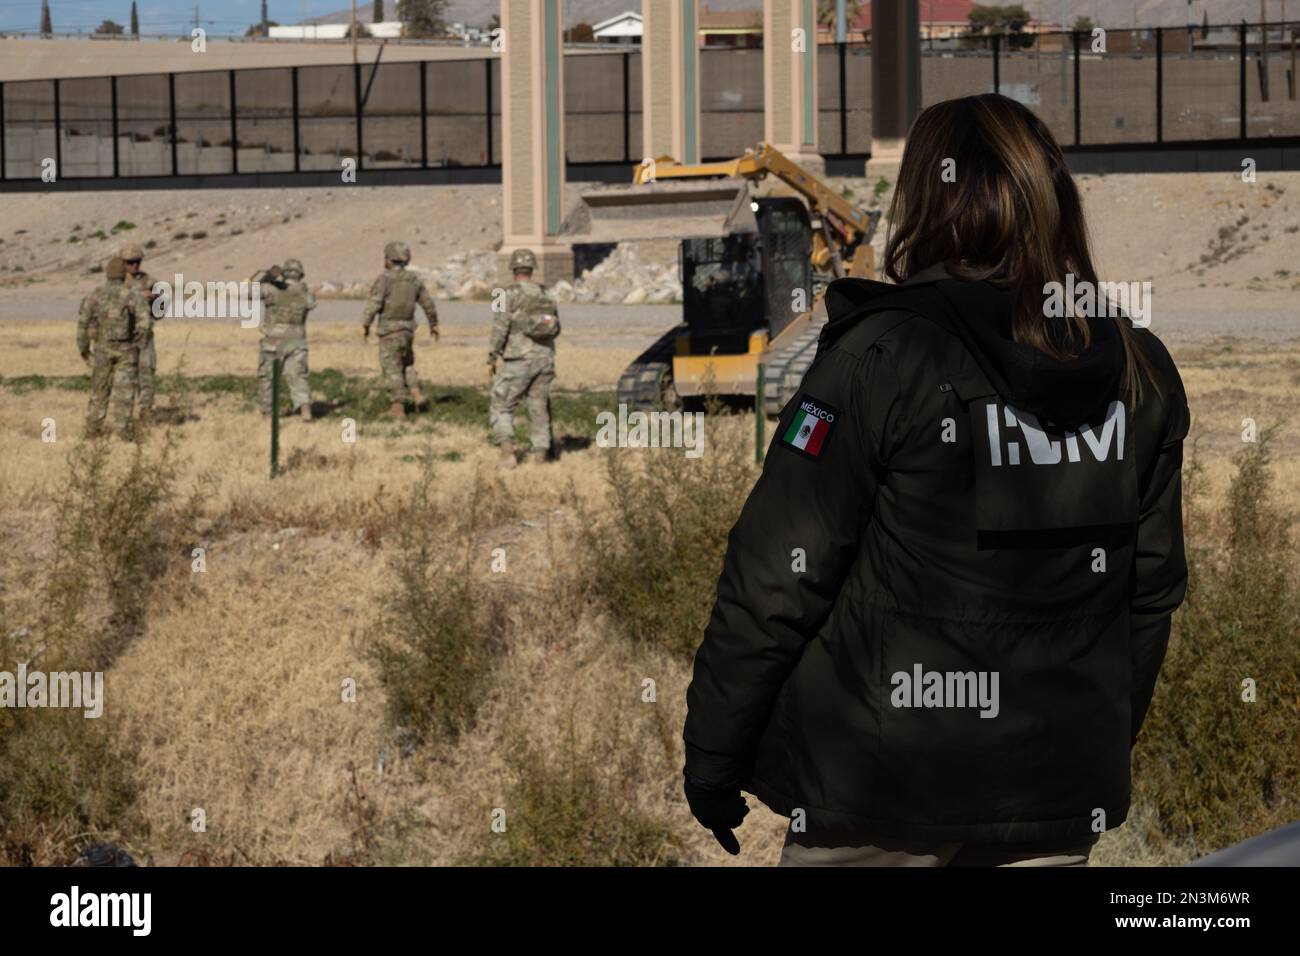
[
  {"left": 639, "top": 0, "right": 701, "bottom": 166},
  {"left": 499, "top": 0, "right": 574, "bottom": 283},
  {"left": 764, "top": 0, "right": 822, "bottom": 171}
]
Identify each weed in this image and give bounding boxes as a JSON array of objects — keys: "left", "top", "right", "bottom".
[{"left": 1133, "top": 432, "right": 1300, "bottom": 856}]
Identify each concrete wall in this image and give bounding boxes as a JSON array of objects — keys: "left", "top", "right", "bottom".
[{"left": 0, "top": 38, "right": 489, "bottom": 82}]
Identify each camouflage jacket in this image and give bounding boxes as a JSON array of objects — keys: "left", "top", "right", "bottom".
[
  {"left": 77, "top": 280, "right": 146, "bottom": 355},
  {"left": 490, "top": 281, "right": 559, "bottom": 361},
  {"left": 361, "top": 266, "right": 437, "bottom": 336},
  {"left": 260, "top": 278, "right": 317, "bottom": 344},
  {"left": 124, "top": 270, "right": 159, "bottom": 341}
]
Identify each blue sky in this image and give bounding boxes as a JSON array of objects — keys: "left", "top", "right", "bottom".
[{"left": 0, "top": 0, "right": 359, "bottom": 36}]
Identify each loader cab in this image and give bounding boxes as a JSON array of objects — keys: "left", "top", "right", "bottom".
[
  {"left": 755, "top": 197, "right": 814, "bottom": 340},
  {"left": 678, "top": 196, "right": 813, "bottom": 354}
]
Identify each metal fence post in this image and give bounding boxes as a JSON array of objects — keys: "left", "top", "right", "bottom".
[
  {"left": 755, "top": 364, "right": 765, "bottom": 463},
  {"left": 419, "top": 60, "right": 428, "bottom": 168},
  {"left": 992, "top": 33, "right": 1000, "bottom": 93},
  {"left": 485, "top": 58, "right": 494, "bottom": 166},
  {"left": 1240, "top": 21, "right": 1248, "bottom": 140},
  {"left": 270, "top": 356, "right": 282, "bottom": 478},
  {"left": 53, "top": 78, "right": 62, "bottom": 179},
  {"left": 838, "top": 41, "right": 848, "bottom": 155},
  {"left": 111, "top": 74, "right": 120, "bottom": 177},
  {"left": 291, "top": 65, "right": 300, "bottom": 173},
  {"left": 1073, "top": 30, "right": 1082, "bottom": 146},
  {"left": 622, "top": 51, "right": 632, "bottom": 164},
  {"left": 354, "top": 61, "right": 363, "bottom": 170},
  {"left": 1155, "top": 27, "right": 1164, "bottom": 144},
  {"left": 0, "top": 81, "right": 6, "bottom": 181},
  {"left": 229, "top": 68, "right": 238, "bottom": 174},
  {"left": 168, "top": 71, "right": 178, "bottom": 176}
]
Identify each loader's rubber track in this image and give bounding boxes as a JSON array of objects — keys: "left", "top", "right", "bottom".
[
  {"left": 762, "top": 316, "right": 827, "bottom": 416},
  {"left": 617, "top": 326, "right": 682, "bottom": 411}
]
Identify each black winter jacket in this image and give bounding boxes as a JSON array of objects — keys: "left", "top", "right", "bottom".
[{"left": 684, "top": 265, "right": 1190, "bottom": 843}]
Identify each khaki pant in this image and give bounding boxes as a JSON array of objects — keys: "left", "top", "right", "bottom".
[
  {"left": 257, "top": 339, "right": 310, "bottom": 413},
  {"left": 86, "top": 342, "right": 139, "bottom": 438},
  {"left": 136, "top": 333, "right": 156, "bottom": 412},
  {"left": 489, "top": 350, "right": 555, "bottom": 453},
  {"left": 378, "top": 329, "right": 417, "bottom": 403},
  {"left": 779, "top": 830, "right": 1097, "bottom": 867}
]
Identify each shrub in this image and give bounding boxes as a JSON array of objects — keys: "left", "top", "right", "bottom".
[
  {"left": 577, "top": 416, "right": 757, "bottom": 657},
  {"left": 464, "top": 708, "right": 682, "bottom": 867},
  {"left": 0, "top": 435, "right": 200, "bottom": 863},
  {"left": 1133, "top": 432, "right": 1300, "bottom": 856},
  {"left": 367, "top": 463, "right": 516, "bottom": 746}
]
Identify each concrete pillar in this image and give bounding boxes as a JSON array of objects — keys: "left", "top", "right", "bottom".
[
  {"left": 763, "top": 0, "right": 821, "bottom": 171},
  {"left": 499, "top": 0, "right": 573, "bottom": 283},
  {"left": 640, "top": 0, "right": 701, "bottom": 165},
  {"left": 869, "top": 0, "right": 921, "bottom": 172}
]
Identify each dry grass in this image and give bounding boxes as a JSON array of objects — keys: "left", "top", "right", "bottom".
[
  {"left": 0, "top": 319, "right": 635, "bottom": 393},
  {"left": 1, "top": 315, "right": 1298, "bottom": 867}
]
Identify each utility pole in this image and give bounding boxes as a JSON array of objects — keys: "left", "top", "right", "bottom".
[
  {"left": 261, "top": 0, "right": 268, "bottom": 37},
  {"left": 835, "top": 0, "right": 846, "bottom": 43},
  {"left": 351, "top": 0, "right": 358, "bottom": 64}
]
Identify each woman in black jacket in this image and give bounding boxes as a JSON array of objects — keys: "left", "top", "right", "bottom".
[{"left": 682, "top": 93, "right": 1189, "bottom": 866}]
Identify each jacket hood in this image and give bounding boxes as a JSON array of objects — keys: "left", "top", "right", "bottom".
[
  {"left": 930, "top": 271, "right": 1124, "bottom": 431},
  {"left": 825, "top": 264, "right": 1124, "bottom": 431}
]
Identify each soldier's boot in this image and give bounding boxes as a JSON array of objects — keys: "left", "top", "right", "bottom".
[
  {"left": 497, "top": 442, "right": 518, "bottom": 470},
  {"left": 299, "top": 404, "right": 313, "bottom": 422},
  {"left": 388, "top": 401, "right": 406, "bottom": 419},
  {"left": 409, "top": 385, "right": 425, "bottom": 409}
]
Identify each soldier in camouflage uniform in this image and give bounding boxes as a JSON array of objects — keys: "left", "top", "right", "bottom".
[
  {"left": 120, "top": 243, "right": 160, "bottom": 423},
  {"left": 360, "top": 241, "right": 439, "bottom": 419},
  {"left": 257, "top": 258, "right": 317, "bottom": 421},
  {"left": 488, "top": 248, "right": 561, "bottom": 468},
  {"left": 77, "top": 256, "right": 147, "bottom": 439}
]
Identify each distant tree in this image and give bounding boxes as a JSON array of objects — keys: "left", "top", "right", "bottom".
[
  {"left": 1201, "top": 9, "right": 1209, "bottom": 39},
  {"left": 968, "top": 4, "right": 1031, "bottom": 34},
  {"left": 40, "top": 0, "right": 52, "bottom": 35},
  {"left": 1073, "top": 16, "right": 1095, "bottom": 34},
  {"left": 374, "top": 0, "right": 384, "bottom": 23},
  {"left": 130, "top": 1, "right": 139, "bottom": 36},
  {"left": 95, "top": 19, "right": 125, "bottom": 35},
  {"left": 816, "top": 0, "right": 865, "bottom": 30},
  {"left": 244, "top": 20, "right": 278, "bottom": 37},
  {"left": 345, "top": 22, "right": 372, "bottom": 38},
  {"left": 566, "top": 22, "right": 595, "bottom": 42},
  {"left": 398, "top": 0, "right": 449, "bottom": 38},
  {"left": 967, "top": 4, "right": 1033, "bottom": 48}
]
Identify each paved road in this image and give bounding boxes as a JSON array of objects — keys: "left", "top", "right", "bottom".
[
  {"left": 2, "top": 296, "right": 1297, "bottom": 346},
  {"left": 0, "top": 297, "right": 680, "bottom": 343}
]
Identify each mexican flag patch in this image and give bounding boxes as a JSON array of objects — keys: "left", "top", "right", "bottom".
[{"left": 781, "top": 395, "right": 839, "bottom": 459}]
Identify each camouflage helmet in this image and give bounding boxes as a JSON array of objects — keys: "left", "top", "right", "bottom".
[
  {"left": 105, "top": 256, "right": 126, "bottom": 280},
  {"left": 384, "top": 241, "right": 411, "bottom": 263},
  {"left": 509, "top": 248, "right": 537, "bottom": 273},
  {"left": 118, "top": 243, "right": 144, "bottom": 263},
  {"left": 282, "top": 257, "right": 305, "bottom": 278}
]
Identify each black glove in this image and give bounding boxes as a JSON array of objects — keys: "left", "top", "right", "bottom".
[{"left": 683, "top": 770, "right": 749, "bottom": 856}]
